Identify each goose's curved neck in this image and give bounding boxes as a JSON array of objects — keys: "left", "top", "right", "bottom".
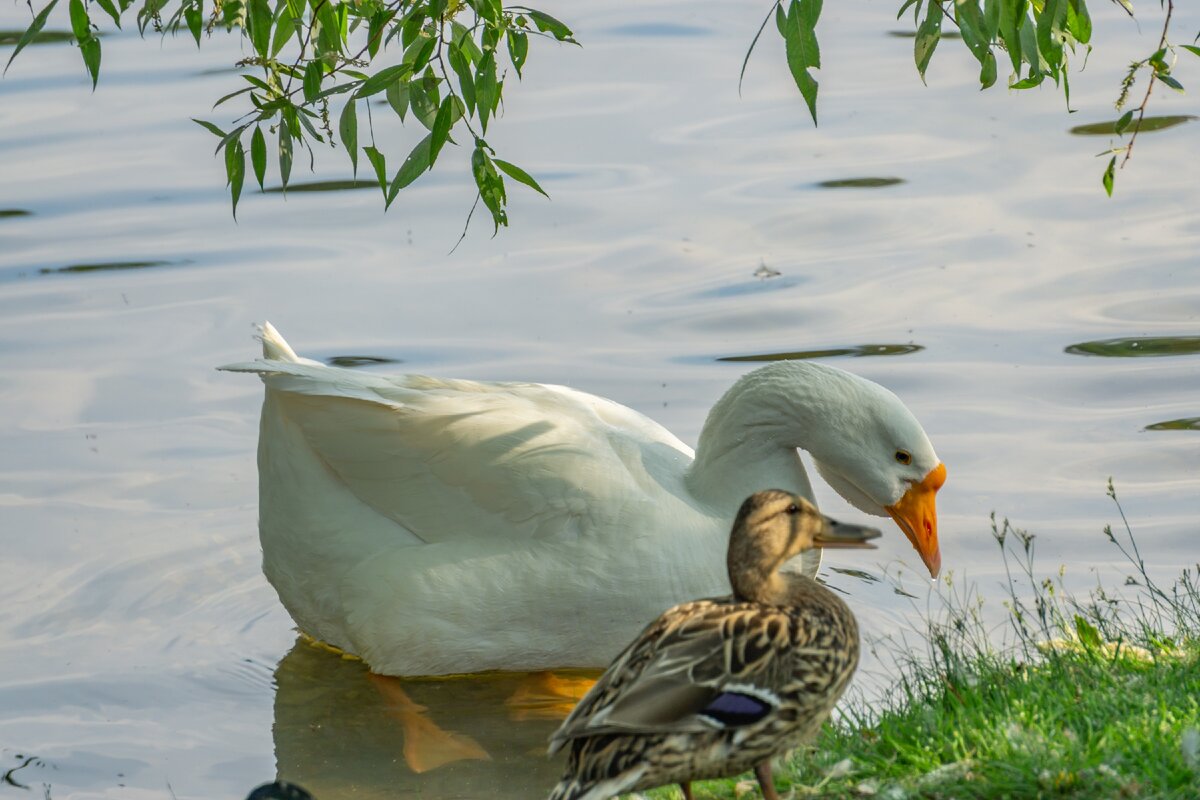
[{"left": 685, "top": 363, "right": 840, "bottom": 514}]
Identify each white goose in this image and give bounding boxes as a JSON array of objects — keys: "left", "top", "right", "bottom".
[{"left": 221, "top": 323, "right": 945, "bottom": 677}]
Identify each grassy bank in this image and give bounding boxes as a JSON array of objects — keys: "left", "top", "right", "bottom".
[{"left": 682, "top": 486, "right": 1200, "bottom": 799}]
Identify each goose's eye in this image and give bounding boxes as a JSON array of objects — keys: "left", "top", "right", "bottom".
[
  {"left": 894, "top": 450, "right": 912, "bottom": 465},
  {"left": 786, "top": 504, "right": 800, "bottom": 516}
]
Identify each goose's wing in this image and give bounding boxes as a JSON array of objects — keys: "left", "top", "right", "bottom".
[
  {"left": 548, "top": 599, "right": 797, "bottom": 751},
  {"left": 219, "top": 357, "right": 694, "bottom": 544}
]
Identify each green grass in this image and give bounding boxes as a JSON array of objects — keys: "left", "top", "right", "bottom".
[{"left": 659, "top": 484, "right": 1200, "bottom": 799}]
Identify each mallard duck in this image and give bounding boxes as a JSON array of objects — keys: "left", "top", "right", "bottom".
[
  {"left": 547, "top": 490, "right": 875, "bottom": 800},
  {"left": 220, "top": 323, "right": 944, "bottom": 676}
]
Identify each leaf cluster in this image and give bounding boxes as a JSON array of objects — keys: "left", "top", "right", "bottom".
[{"left": 7, "top": 0, "right": 572, "bottom": 226}]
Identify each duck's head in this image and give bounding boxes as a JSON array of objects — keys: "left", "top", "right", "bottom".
[
  {"left": 806, "top": 373, "right": 947, "bottom": 578},
  {"left": 728, "top": 490, "right": 881, "bottom": 601}
]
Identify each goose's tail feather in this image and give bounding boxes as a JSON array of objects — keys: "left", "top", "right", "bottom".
[{"left": 259, "top": 321, "right": 301, "bottom": 362}]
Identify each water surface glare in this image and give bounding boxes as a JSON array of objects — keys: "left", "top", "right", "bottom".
[{"left": 1, "top": 1, "right": 1199, "bottom": 799}]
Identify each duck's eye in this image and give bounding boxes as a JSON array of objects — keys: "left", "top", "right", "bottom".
[
  {"left": 786, "top": 504, "right": 800, "bottom": 515},
  {"left": 894, "top": 450, "right": 912, "bottom": 465}
]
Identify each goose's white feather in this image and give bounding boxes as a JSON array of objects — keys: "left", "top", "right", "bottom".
[{"left": 220, "top": 323, "right": 938, "bottom": 675}]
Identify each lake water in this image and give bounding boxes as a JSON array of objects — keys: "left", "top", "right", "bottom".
[{"left": 1, "top": 1, "right": 1198, "bottom": 798}]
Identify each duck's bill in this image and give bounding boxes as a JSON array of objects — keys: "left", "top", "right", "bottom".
[
  {"left": 886, "top": 462, "right": 947, "bottom": 579},
  {"left": 815, "top": 515, "right": 883, "bottom": 549}
]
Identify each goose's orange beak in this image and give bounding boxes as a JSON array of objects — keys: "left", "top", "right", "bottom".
[{"left": 885, "top": 462, "right": 946, "bottom": 578}]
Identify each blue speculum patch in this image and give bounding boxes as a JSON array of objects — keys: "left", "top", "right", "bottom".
[{"left": 700, "top": 692, "right": 772, "bottom": 727}]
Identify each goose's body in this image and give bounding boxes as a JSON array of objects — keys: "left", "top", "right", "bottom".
[
  {"left": 221, "top": 324, "right": 944, "bottom": 676},
  {"left": 548, "top": 492, "right": 876, "bottom": 800}
]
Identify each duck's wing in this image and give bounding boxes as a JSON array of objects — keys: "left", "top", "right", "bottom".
[
  {"left": 548, "top": 599, "right": 797, "bottom": 751},
  {"left": 219, "top": 355, "right": 694, "bottom": 544}
]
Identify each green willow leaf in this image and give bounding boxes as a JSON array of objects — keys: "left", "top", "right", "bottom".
[
  {"left": 183, "top": 0, "right": 202, "bottom": 45},
  {"left": 494, "top": 158, "right": 548, "bottom": 198},
  {"left": 303, "top": 60, "right": 323, "bottom": 103},
  {"left": 386, "top": 79, "right": 409, "bottom": 121},
  {"left": 247, "top": 0, "right": 272, "bottom": 58},
  {"left": 471, "top": 140, "right": 507, "bottom": 232},
  {"left": 357, "top": 63, "right": 411, "bottom": 98},
  {"left": 407, "top": 75, "right": 440, "bottom": 129},
  {"left": 914, "top": 2, "right": 942, "bottom": 83},
  {"left": 226, "top": 138, "right": 246, "bottom": 218},
  {"left": 213, "top": 85, "right": 254, "bottom": 108},
  {"left": 1011, "top": 74, "right": 1044, "bottom": 89},
  {"left": 1036, "top": 0, "right": 1067, "bottom": 71},
  {"left": 507, "top": 29, "right": 528, "bottom": 77},
  {"left": 271, "top": 2, "right": 296, "bottom": 56},
  {"left": 70, "top": 0, "right": 101, "bottom": 88},
  {"left": 387, "top": 133, "right": 432, "bottom": 202},
  {"left": 363, "top": 145, "right": 388, "bottom": 202},
  {"left": 1155, "top": 73, "right": 1184, "bottom": 92},
  {"left": 526, "top": 10, "right": 575, "bottom": 42},
  {"left": 473, "top": 0, "right": 501, "bottom": 25},
  {"left": 980, "top": 49, "right": 997, "bottom": 89},
  {"left": 1102, "top": 155, "right": 1115, "bottom": 197},
  {"left": 429, "top": 96, "right": 454, "bottom": 166},
  {"left": 408, "top": 36, "right": 437, "bottom": 73},
  {"left": 193, "top": 118, "right": 227, "bottom": 138},
  {"left": 782, "top": 0, "right": 820, "bottom": 124},
  {"left": 279, "top": 117, "right": 293, "bottom": 189},
  {"left": 339, "top": 100, "right": 358, "bottom": 175},
  {"left": 79, "top": 37, "right": 101, "bottom": 88},
  {"left": 1066, "top": 0, "right": 1091, "bottom": 45},
  {"left": 1114, "top": 110, "right": 1133, "bottom": 135},
  {"left": 1182, "top": 45, "right": 1200, "bottom": 58},
  {"left": 450, "top": 20, "right": 482, "bottom": 62},
  {"left": 5, "top": 0, "right": 61, "bottom": 76},
  {"left": 367, "top": 8, "right": 392, "bottom": 59},
  {"left": 95, "top": 0, "right": 122, "bottom": 27},
  {"left": 997, "top": 0, "right": 1023, "bottom": 74},
  {"left": 475, "top": 51, "right": 498, "bottom": 133},
  {"left": 448, "top": 38, "right": 476, "bottom": 114},
  {"left": 251, "top": 125, "right": 266, "bottom": 190}
]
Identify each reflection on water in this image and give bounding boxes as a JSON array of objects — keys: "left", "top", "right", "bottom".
[
  {"left": 325, "top": 355, "right": 403, "bottom": 368},
  {"left": 718, "top": 344, "right": 924, "bottom": 362},
  {"left": 814, "top": 177, "right": 906, "bottom": 189},
  {"left": 1145, "top": 418, "right": 1200, "bottom": 431},
  {"left": 1064, "top": 336, "right": 1200, "bottom": 358},
  {"left": 0, "top": 29, "right": 76, "bottom": 45},
  {"left": 272, "top": 642, "right": 596, "bottom": 800},
  {"left": 38, "top": 259, "right": 179, "bottom": 274},
  {"left": 1068, "top": 115, "right": 1196, "bottom": 136},
  {"left": 828, "top": 567, "right": 881, "bottom": 584},
  {"left": 264, "top": 180, "right": 380, "bottom": 193}
]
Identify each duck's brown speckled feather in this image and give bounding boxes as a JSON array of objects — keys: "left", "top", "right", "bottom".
[{"left": 547, "top": 576, "right": 859, "bottom": 800}]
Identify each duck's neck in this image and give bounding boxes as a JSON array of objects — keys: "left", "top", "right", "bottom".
[
  {"left": 685, "top": 363, "right": 844, "bottom": 515},
  {"left": 731, "top": 563, "right": 847, "bottom": 620},
  {"left": 730, "top": 563, "right": 790, "bottom": 605}
]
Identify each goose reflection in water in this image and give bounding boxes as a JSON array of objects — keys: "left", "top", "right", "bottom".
[{"left": 271, "top": 640, "right": 598, "bottom": 800}]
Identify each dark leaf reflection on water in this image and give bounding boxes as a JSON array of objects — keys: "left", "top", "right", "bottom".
[
  {"left": 324, "top": 356, "right": 403, "bottom": 368},
  {"left": 1064, "top": 336, "right": 1200, "bottom": 358},
  {"left": 1145, "top": 418, "right": 1200, "bottom": 432},
  {"left": 718, "top": 344, "right": 924, "bottom": 362}
]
